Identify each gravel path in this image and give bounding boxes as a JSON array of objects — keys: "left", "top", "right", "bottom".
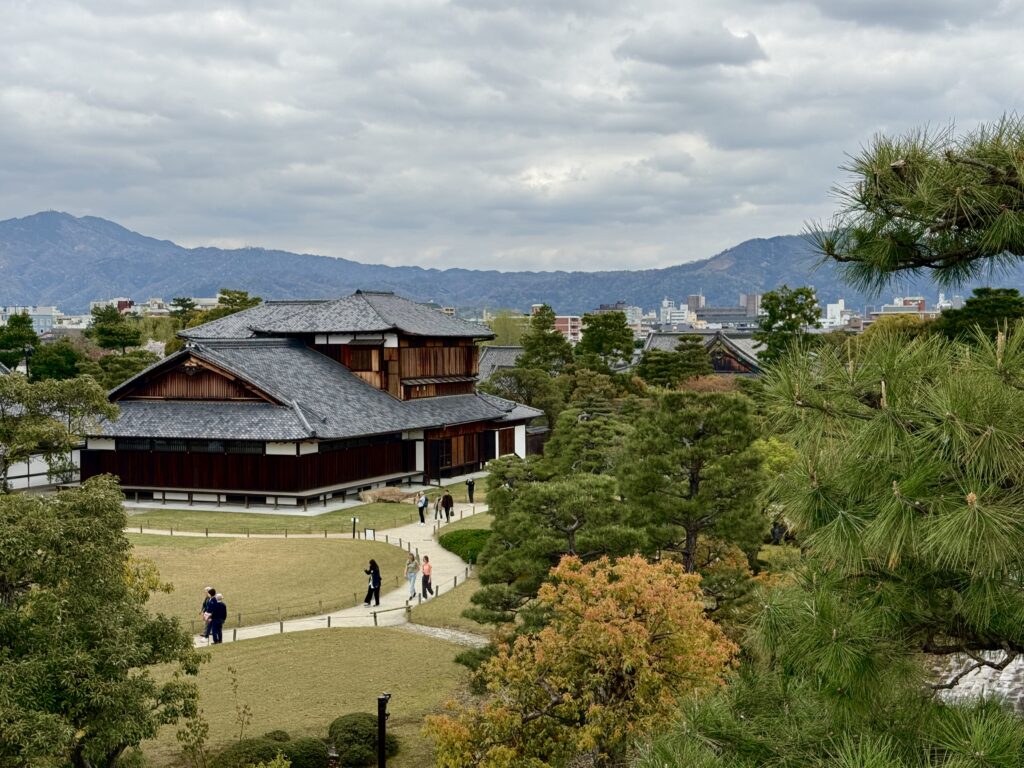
[{"left": 126, "top": 502, "right": 488, "bottom": 647}]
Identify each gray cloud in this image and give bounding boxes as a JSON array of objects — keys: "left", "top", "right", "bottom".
[
  {"left": 616, "top": 25, "right": 767, "bottom": 68},
  {"left": 0, "top": 0, "right": 1020, "bottom": 274}
]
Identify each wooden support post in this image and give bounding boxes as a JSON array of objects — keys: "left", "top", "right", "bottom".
[
  {"left": 279, "top": 621, "right": 284, "bottom": 634},
  {"left": 372, "top": 612, "right": 378, "bottom": 627}
]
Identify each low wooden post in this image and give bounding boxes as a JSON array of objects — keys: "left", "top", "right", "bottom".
[
  {"left": 279, "top": 621, "right": 284, "bottom": 634},
  {"left": 372, "top": 612, "right": 379, "bottom": 627}
]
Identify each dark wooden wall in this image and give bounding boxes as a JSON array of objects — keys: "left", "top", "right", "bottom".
[
  {"left": 404, "top": 381, "right": 476, "bottom": 399},
  {"left": 122, "top": 368, "right": 264, "bottom": 401},
  {"left": 81, "top": 441, "right": 415, "bottom": 493}
]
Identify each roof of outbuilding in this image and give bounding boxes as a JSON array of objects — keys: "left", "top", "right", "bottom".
[
  {"left": 181, "top": 291, "right": 493, "bottom": 340},
  {"left": 0, "top": 361, "right": 10, "bottom": 375},
  {"left": 642, "top": 330, "right": 762, "bottom": 372},
  {"left": 477, "top": 345, "right": 523, "bottom": 381},
  {"left": 99, "top": 338, "right": 540, "bottom": 440}
]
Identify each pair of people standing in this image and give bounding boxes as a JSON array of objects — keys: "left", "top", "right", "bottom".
[
  {"left": 436, "top": 490, "right": 454, "bottom": 522},
  {"left": 199, "top": 587, "right": 227, "bottom": 644}
]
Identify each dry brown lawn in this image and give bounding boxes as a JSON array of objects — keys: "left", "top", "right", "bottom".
[
  {"left": 141, "top": 628, "right": 466, "bottom": 768},
  {"left": 131, "top": 535, "right": 409, "bottom": 631}
]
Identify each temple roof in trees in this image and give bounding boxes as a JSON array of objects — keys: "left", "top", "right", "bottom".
[
  {"left": 477, "top": 345, "right": 523, "bottom": 382},
  {"left": 181, "top": 290, "right": 494, "bottom": 340},
  {"left": 96, "top": 338, "right": 540, "bottom": 441},
  {"left": 643, "top": 330, "right": 762, "bottom": 375}
]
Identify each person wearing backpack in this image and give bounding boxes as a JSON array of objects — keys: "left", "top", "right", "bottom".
[{"left": 416, "top": 492, "right": 428, "bottom": 525}]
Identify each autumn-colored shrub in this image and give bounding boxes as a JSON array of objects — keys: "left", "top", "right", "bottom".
[{"left": 428, "top": 554, "right": 737, "bottom": 766}]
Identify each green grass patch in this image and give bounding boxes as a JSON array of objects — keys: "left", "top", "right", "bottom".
[
  {"left": 142, "top": 628, "right": 466, "bottom": 768},
  {"left": 409, "top": 575, "right": 490, "bottom": 637},
  {"left": 126, "top": 501, "right": 425, "bottom": 535},
  {"left": 441, "top": 513, "right": 493, "bottom": 534},
  {"left": 131, "top": 535, "right": 408, "bottom": 631},
  {"left": 435, "top": 478, "right": 488, "bottom": 504},
  {"left": 438, "top": 529, "right": 492, "bottom": 565}
]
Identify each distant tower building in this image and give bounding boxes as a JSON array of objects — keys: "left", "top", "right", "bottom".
[
  {"left": 740, "top": 293, "right": 761, "bottom": 317},
  {"left": 687, "top": 294, "right": 705, "bottom": 313},
  {"left": 440, "top": 306, "right": 456, "bottom": 317},
  {"left": 659, "top": 297, "right": 676, "bottom": 324}
]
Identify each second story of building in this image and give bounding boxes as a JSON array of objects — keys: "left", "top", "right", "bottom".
[{"left": 179, "top": 290, "right": 493, "bottom": 400}]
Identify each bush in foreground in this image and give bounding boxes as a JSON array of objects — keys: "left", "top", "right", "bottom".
[
  {"left": 212, "top": 736, "right": 327, "bottom": 768},
  {"left": 328, "top": 712, "right": 399, "bottom": 766}
]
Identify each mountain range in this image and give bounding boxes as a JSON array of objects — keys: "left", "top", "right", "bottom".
[{"left": 0, "top": 211, "right": 1014, "bottom": 314}]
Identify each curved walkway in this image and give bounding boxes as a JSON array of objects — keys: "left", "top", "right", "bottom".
[{"left": 127, "top": 502, "right": 489, "bottom": 647}]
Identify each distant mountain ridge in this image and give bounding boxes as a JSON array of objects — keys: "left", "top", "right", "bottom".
[{"left": 0, "top": 211, "right": 1016, "bottom": 313}]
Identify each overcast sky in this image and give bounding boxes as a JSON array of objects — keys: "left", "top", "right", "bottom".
[{"left": 2, "top": 1, "right": 1022, "bottom": 271}]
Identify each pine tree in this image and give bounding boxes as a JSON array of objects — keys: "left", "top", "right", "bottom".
[
  {"left": 517, "top": 304, "right": 574, "bottom": 374},
  {"left": 0, "top": 313, "right": 39, "bottom": 370},
  {"left": 576, "top": 311, "right": 634, "bottom": 372},
  {"left": 752, "top": 285, "right": 821, "bottom": 366},
  {"left": 813, "top": 116, "right": 1024, "bottom": 290},
  {"left": 675, "top": 334, "right": 713, "bottom": 379},
  {"left": 619, "top": 390, "right": 765, "bottom": 571}
]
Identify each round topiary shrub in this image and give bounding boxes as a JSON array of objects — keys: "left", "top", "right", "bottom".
[
  {"left": 280, "top": 737, "right": 329, "bottom": 768},
  {"left": 211, "top": 738, "right": 281, "bottom": 768},
  {"left": 263, "top": 730, "right": 291, "bottom": 742},
  {"left": 328, "top": 712, "right": 399, "bottom": 766}
]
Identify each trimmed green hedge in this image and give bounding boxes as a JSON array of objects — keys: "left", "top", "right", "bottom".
[
  {"left": 438, "top": 529, "right": 492, "bottom": 564},
  {"left": 328, "top": 712, "right": 399, "bottom": 766},
  {"left": 212, "top": 736, "right": 328, "bottom": 768}
]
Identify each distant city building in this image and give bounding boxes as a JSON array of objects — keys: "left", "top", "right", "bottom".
[
  {"left": 90, "top": 297, "right": 135, "bottom": 314},
  {"left": 131, "top": 297, "right": 170, "bottom": 317},
  {"left": 440, "top": 306, "right": 456, "bottom": 317},
  {"left": 687, "top": 294, "right": 706, "bottom": 313},
  {"left": 740, "top": 293, "right": 761, "bottom": 317},
  {"left": 531, "top": 304, "right": 583, "bottom": 345},
  {"left": 867, "top": 296, "right": 939, "bottom": 323},
  {"left": 0, "top": 305, "right": 61, "bottom": 335},
  {"left": 935, "top": 292, "right": 965, "bottom": 311},
  {"left": 659, "top": 298, "right": 677, "bottom": 324}
]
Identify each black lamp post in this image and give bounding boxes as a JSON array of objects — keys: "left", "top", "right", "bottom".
[{"left": 377, "top": 692, "right": 391, "bottom": 767}]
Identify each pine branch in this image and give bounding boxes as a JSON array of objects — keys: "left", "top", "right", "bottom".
[{"left": 928, "top": 649, "right": 1018, "bottom": 691}]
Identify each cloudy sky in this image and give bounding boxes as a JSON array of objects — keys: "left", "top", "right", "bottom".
[{"left": 1, "top": 1, "right": 1021, "bottom": 271}]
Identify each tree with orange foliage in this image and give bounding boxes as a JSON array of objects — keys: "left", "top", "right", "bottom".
[{"left": 428, "top": 555, "right": 736, "bottom": 768}]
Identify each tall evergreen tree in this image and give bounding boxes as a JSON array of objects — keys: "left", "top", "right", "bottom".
[
  {"left": 753, "top": 285, "right": 821, "bottom": 366},
  {"left": 28, "top": 339, "right": 84, "bottom": 382},
  {"left": 675, "top": 334, "right": 713, "bottom": 379},
  {"left": 0, "top": 313, "right": 39, "bottom": 370},
  {"left": 576, "top": 311, "right": 634, "bottom": 372},
  {"left": 619, "top": 390, "right": 765, "bottom": 571},
  {"left": 517, "top": 304, "right": 574, "bottom": 374},
  {"left": 634, "top": 349, "right": 683, "bottom": 388},
  {"left": 88, "top": 306, "right": 141, "bottom": 354}
]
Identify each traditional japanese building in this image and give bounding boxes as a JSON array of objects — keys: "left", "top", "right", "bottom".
[
  {"left": 81, "top": 291, "right": 541, "bottom": 507},
  {"left": 641, "top": 330, "right": 762, "bottom": 375}
]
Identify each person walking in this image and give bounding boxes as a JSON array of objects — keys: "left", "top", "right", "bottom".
[
  {"left": 209, "top": 593, "right": 227, "bottom": 645},
  {"left": 421, "top": 555, "right": 434, "bottom": 598},
  {"left": 363, "top": 559, "right": 382, "bottom": 607},
  {"left": 441, "top": 490, "right": 454, "bottom": 523},
  {"left": 200, "top": 586, "right": 216, "bottom": 641},
  {"left": 433, "top": 494, "right": 442, "bottom": 521},
  {"left": 416, "top": 491, "right": 428, "bottom": 525},
  {"left": 465, "top": 477, "right": 475, "bottom": 504},
  {"left": 404, "top": 552, "right": 419, "bottom": 599}
]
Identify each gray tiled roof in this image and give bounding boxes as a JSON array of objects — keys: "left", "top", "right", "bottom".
[
  {"left": 182, "top": 291, "right": 493, "bottom": 340},
  {"left": 642, "top": 330, "right": 762, "bottom": 372},
  {"left": 97, "top": 339, "right": 541, "bottom": 440},
  {"left": 477, "top": 345, "right": 523, "bottom": 381}
]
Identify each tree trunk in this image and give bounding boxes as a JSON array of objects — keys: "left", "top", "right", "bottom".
[{"left": 683, "top": 527, "right": 698, "bottom": 573}]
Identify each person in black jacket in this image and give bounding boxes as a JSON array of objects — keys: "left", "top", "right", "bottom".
[
  {"left": 209, "top": 593, "right": 227, "bottom": 644},
  {"left": 363, "top": 559, "right": 382, "bottom": 607},
  {"left": 200, "top": 586, "right": 216, "bottom": 640}
]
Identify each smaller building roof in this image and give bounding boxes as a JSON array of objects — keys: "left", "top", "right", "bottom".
[
  {"left": 182, "top": 291, "right": 493, "bottom": 340},
  {"left": 477, "top": 345, "right": 523, "bottom": 382},
  {"left": 0, "top": 361, "right": 10, "bottom": 375},
  {"left": 642, "top": 330, "right": 762, "bottom": 374}
]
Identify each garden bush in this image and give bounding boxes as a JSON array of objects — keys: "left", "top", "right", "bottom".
[
  {"left": 280, "top": 737, "right": 329, "bottom": 768},
  {"left": 212, "top": 736, "right": 328, "bottom": 768},
  {"left": 438, "top": 529, "right": 491, "bottom": 564},
  {"left": 211, "top": 738, "right": 281, "bottom": 768},
  {"left": 263, "top": 730, "right": 291, "bottom": 742},
  {"left": 328, "top": 712, "right": 399, "bottom": 766}
]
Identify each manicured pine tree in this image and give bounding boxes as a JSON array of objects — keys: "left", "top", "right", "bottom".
[{"left": 517, "top": 304, "right": 574, "bottom": 374}]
